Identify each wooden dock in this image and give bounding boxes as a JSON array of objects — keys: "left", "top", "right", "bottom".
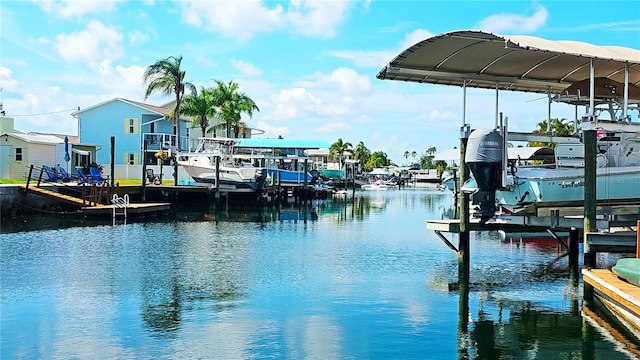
[
  {"left": 583, "top": 268, "right": 640, "bottom": 340},
  {"left": 20, "top": 184, "right": 170, "bottom": 218}
]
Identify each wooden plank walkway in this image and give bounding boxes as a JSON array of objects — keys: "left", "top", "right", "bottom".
[
  {"left": 21, "top": 184, "right": 170, "bottom": 216},
  {"left": 583, "top": 268, "right": 640, "bottom": 339},
  {"left": 20, "top": 185, "right": 105, "bottom": 207}
]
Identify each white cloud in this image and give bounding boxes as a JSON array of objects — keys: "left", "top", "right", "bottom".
[
  {"left": 179, "top": 0, "right": 284, "bottom": 42},
  {"left": 256, "top": 120, "right": 290, "bottom": 138},
  {"left": 0, "top": 66, "right": 19, "bottom": 91},
  {"left": 309, "top": 68, "right": 371, "bottom": 94},
  {"left": 313, "top": 121, "right": 352, "bottom": 133},
  {"left": 128, "top": 30, "right": 148, "bottom": 46},
  {"left": 37, "top": 0, "right": 121, "bottom": 18},
  {"left": 54, "top": 20, "right": 124, "bottom": 63},
  {"left": 271, "top": 87, "right": 322, "bottom": 120},
  {"left": 230, "top": 60, "right": 263, "bottom": 78},
  {"left": 477, "top": 4, "right": 549, "bottom": 33},
  {"left": 326, "top": 49, "right": 394, "bottom": 69},
  {"left": 327, "top": 28, "right": 434, "bottom": 69},
  {"left": 400, "top": 28, "right": 434, "bottom": 50},
  {"left": 285, "top": 0, "right": 351, "bottom": 38}
]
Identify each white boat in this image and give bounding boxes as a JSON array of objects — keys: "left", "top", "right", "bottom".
[
  {"left": 361, "top": 178, "right": 393, "bottom": 191},
  {"left": 438, "top": 170, "right": 459, "bottom": 192},
  {"left": 496, "top": 130, "right": 640, "bottom": 214},
  {"left": 176, "top": 137, "right": 268, "bottom": 191},
  {"left": 360, "top": 168, "right": 397, "bottom": 190}
]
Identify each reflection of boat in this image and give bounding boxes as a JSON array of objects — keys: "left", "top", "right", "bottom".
[
  {"left": 177, "top": 137, "right": 267, "bottom": 191},
  {"left": 583, "top": 262, "right": 640, "bottom": 341}
]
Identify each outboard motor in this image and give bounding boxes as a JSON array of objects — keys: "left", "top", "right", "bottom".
[{"left": 465, "top": 129, "right": 504, "bottom": 223}]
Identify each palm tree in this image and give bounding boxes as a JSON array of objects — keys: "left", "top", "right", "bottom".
[
  {"left": 143, "top": 55, "right": 195, "bottom": 150},
  {"left": 530, "top": 118, "right": 573, "bottom": 148},
  {"left": 404, "top": 151, "right": 410, "bottom": 164},
  {"left": 411, "top": 151, "right": 417, "bottom": 164},
  {"left": 330, "top": 138, "right": 353, "bottom": 170},
  {"left": 211, "top": 80, "right": 259, "bottom": 138},
  {"left": 352, "top": 141, "right": 371, "bottom": 174},
  {"left": 181, "top": 86, "right": 217, "bottom": 138}
]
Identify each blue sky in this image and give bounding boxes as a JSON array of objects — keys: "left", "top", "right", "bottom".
[{"left": 1, "top": 1, "right": 639, "bottom": 164}]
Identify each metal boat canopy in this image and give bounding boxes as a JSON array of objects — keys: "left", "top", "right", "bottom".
[{"left": 377, "top": 30, "right": 640, "bottom": 95}]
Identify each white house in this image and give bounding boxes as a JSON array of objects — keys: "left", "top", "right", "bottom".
[{"left": 0, "top": 115, "right": 94, "bottom": 180}]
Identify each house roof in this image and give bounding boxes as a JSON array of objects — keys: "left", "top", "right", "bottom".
[
  {"left": 377, "top": 30, "right": 640, "bottom": 96},
  {"left": 72, "top": 97, "right": 171, "bottom": 118},
  {"left": 7, "top": 132, "right": 64, "bottom": 145}
]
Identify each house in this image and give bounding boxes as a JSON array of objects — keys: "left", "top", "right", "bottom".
[
  {"left": 0, "top": 115, "right": 94, "bottom": 179},
  {"left": 72, "top": 97, "right": 258, "bottom": 167}
]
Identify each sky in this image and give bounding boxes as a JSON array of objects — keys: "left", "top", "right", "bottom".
[{"left": 1, "top": 0, "right": 639, "bottom": 164}]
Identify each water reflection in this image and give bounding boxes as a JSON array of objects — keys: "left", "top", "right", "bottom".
[{"left": 2, "top": 188, "right": 639, "bottom": 358}]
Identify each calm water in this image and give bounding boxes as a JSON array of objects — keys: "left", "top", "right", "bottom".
[{"left": 1, "top": 186, "right": 638, "bottom": 359}]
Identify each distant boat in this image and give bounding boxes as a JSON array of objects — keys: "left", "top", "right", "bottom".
[
  {"left": 320, "top": 169, "right": 345, "bottom": 180},
  {"left": 361, "top": 168, "right": 397, "bottom": 190},
  {"left": 264, "top": 156, "right": 319, "bottom": 186},
  {"left": 176, "top": 137, "right": 268, "bottom": 191}
]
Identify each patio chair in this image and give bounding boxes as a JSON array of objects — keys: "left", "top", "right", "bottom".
[
  {"left": 89, "top": 167, "right": 109, "bottom": 185},
  {"left": 76, "top": 168, "right": 93, "bottom": 185},
  {"left": 43, "top": 165, "right": 59, "bottom": 182},
  {"left": 146, "top": 168, "right": 160, "bottom": 185},
  {"left": 56, "top": 165, "right": 75, "bottom": 182}
]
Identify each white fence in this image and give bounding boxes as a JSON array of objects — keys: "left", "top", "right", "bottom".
[{"left": 101, "top": 164, "right": 193, "bottom": 183}]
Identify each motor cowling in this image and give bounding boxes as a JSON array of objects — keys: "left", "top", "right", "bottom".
[{"left": 465, "top": 129, "right": 504, "bottom": 222}]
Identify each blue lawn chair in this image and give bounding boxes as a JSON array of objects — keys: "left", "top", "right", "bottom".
[
  {"left": 43, "top": 165, "right": 59, "bottom": 182},
  {"left": 89, "top": 167, "right": 109, "bottom": 185},
  {"left": 76, "top": 168, "right": 93, "bottom": 185},
  {"left": 56, "top": 165, "right": 74, "bottom": 181}
]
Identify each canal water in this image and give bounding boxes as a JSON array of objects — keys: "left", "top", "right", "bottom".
[{"left": 1, "top": 185, "right": 638, "bottom": 359}]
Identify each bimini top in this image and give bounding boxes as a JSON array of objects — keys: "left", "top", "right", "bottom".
[{"left": 377, "top": 30, "right": 640, "bottom": 96}]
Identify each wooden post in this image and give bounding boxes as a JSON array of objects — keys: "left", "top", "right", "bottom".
[
  {"left": 637, "top": 220, "right": 640, "bottom": 258},
  {"left": 583, "top": 129, "right": 597, "bottom": 268},
  {"left": 303, "top": 159, "right": 308, "bottom": 206},
  {"left": 141, "top": 140, "right": 147, "bottom": 202},
  {"left": 110, "top": 136, "right": 115, "bottom": 194},
  {"left": 458, "top": 136, "right": 470, "bottom": 285},
  {"left": 26, "top": 165, "right": 34, "bottom": 189}
]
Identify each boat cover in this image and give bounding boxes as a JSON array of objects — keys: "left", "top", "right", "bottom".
[
  {"left": 465, "top": 129, "right": 503, "bottom": 164},
  {"left": 612, "top": 258, "right": 640, "bottom": 287}
]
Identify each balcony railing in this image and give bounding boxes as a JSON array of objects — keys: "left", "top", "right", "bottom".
[{"left": 143, "top": 133, "right": 202, "bottom": 153}]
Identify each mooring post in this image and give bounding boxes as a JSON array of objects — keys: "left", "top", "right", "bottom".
[
  {"left": 141, "top": 140, "right": 147, "bottom": 202},
  {"left": 110, "top": 136, "right": 115, "bottom": 194},
  {"left": 303, "top": 159, "right": 308, "bottom": 206},
  {"left": 583, "top": 129, "right": 597, "bottom": 268},
  {"left": 569, "top": 227, "right": 579, "bottom": 286},
  {"left": 458, "top": 129, "right": 470, "bottom": 286}
]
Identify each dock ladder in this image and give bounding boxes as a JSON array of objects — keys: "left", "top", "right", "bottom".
[{"left": 111, "top": 193, "right": 129, "bottom": 225}]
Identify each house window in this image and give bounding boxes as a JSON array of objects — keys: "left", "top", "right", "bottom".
[
  {"left": 15, "top": 148, "right": 22, "bottom": 161},
  {"left": 128, "top": 153, "right": 135, "bottom": 165},
  {"left": 124, "top": 118, "right": 139, "bottom": 134}
]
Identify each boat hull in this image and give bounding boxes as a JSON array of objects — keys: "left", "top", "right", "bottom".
[
  {"left": 178, "top": 161, "right": 266, "bottom": 190},
  {"left": 267, "top": 169, "right": 313, "bottom": 186},
  {"left": 496, "top": 166, "right": 640, "bottom": 211}
]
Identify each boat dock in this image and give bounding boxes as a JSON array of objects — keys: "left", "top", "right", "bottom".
[{"left": 583, "top": 267, "right": 640, "bottom": 340}]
